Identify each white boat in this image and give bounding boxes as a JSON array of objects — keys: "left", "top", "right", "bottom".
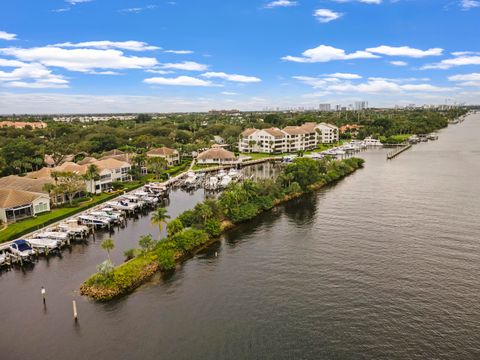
[
  {"left": 228, "top": 168, "right": 240, "bottom": 179},
  {"left": 0, "top": 249, "right": 11, "bottom": 266},
  {"left": 363, "top": 137, "right": 383, "bottom": 146},
  {"left": 28, "top": 238, "right": 61, "bottom": 251},
  {"left": 90, "top": 211, "right": 122, "bottom": 223},
  {"left": 36, "top": 231, "right": 70, "bottom": 243},
  {"left": 217, "top": 169, "right": 227, "bottom": 178},
  {"left": 57, "top": 220, "right": 89, "bottom": 238},
  {"left": 10, "top": 240, "right": 34, "bottom": 259},
  {"left": 219, "top": 175, "right": 232, "bottom": 188},
  {"left": 78, "top": 215, "right": 111, "bottom": 227},
  {"left": 106, "top": 200, "right": 138, "bottom": 212},
  {"left": 204, "top": 176, "right": 219, "bottom": 190}
]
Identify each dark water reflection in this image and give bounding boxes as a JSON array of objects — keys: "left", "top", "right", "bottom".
[{"left": 1, "top": 115, "right": 480, "bottom": 359}]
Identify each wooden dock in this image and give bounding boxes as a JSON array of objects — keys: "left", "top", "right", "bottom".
[{"left": 387, "top": 144, "right": 412, "bottom": 160}]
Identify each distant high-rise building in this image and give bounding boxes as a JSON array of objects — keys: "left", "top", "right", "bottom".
[
  {"left": 354, "top": 101, "right": 368, "bottom": 111},
  {"left": 335, "top": 105, "right": 342, "bottom": 111},
  {"left": 319, "top": 103, "right": 331, "bottom": 112}
]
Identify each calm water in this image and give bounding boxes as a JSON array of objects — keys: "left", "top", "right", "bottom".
[{"left": 1, "top": 115, "right": 480, "bottom": 359}]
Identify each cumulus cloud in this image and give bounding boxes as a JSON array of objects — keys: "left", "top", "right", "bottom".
[
  {"left": 221, "top": 91, "right": 239, "bottom": 95},
  {"left": 460, "top": 0, "right": 480, "bottom": 10},
  {"left": 143, "top": 75, "right": 213, "bottom": 86},
  {"left": 324, "top": 72, "right": 362, "bottom": 79},
  {"left": 0, "top": 31, "right": 17, "bottom": 41},
  {"left": 201, "top": 72, "right": 261, "bottom": 83},
  {"left": 0, "top": 62, "right": 69, "bottom": 89},
  {"left": 422, "top": 54, "right": 480, "bottom": 70},
  {"left": 160, "top": 61, "right": 208, "bottom": 71},
  {"left": 366, "top": 45, "right": 443, "bottom": 57},
  {"left": 264, "top": 1, "right": 298, "bottom": 8},
  {"left": 282, "top": 45, "right": 379, "bottom": 63},
  {"left": 54, "top": 41, "right": 160, "bottom": 51},
  {"left": 164, "top": 50, "right": 194, "bottom": 54},
  {"left": 331, "top": 0, "right": 382, "bottom": 3},
  {"left": 390, "top": 60, "right": 408, "bottom": 66},
  {"left": 448, "top": 73, "right": 480, "bottom": 87},
  {"left": 0, "top": 46, "right": 158, "bottom": 72},
  {"left": 66, "top": 0, "right": 93, "bottom": 4},
  {"left": 314, "top": 9, "right": 343, "bottom": 23}
]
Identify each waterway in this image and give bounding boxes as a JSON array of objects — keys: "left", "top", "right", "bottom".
[{"left": 1, "top": 115, "right": 479, "bottom": 359}]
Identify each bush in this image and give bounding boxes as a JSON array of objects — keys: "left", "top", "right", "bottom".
[
  {"left": 124, "top": 248, "right": 137, "bottom": 261},
  {"left": 204, "top": 218, "right": 221, "bottom": 237}
]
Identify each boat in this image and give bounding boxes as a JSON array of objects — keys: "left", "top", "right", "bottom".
[
  {"left": 27, "top": 238, "right": 61, "bottom": 251},
  {"left": 427, "top": 133, "right": 438, "bottom": 140},
  {"left": 409, "top": 135, "right": 420, "bottom": 144},
  {"left": 219, "top": 175, "right": 233, "bottom": 188},
  {"left": 35, "top": 231, "right": 70, "bottom": 244},
  {"left": 78, "top": 215, "right": 111, "bottom": 228},
  {"left": 90, "top": 211, "right": 122, "bottom": 223},
  {"left": 0, "top": 249, "right": 12, "bottom": 266},
  {"left": 57, "top": 220, "right": 89, "bottom": 238},
  {"left": 228, "top": 168, "right": 240, "bottom": 179},
  {"left": 106, "top": 200, "right": 138, "bottom": 212},
  {"left": 10, "top": 240, "right": 34, "bottom": 260},
  {"left": 363, "top": 137, "right": 383, "bottom": 146},
  {"left": 204, "top": 175, "right": 219, "bottom": 190}
]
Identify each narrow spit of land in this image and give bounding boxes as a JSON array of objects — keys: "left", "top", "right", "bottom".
[{"left": 80, "top": 157, "right": 365, "bottom": 301}]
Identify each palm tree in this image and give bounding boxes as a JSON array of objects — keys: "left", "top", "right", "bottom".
[
  {"left": 101, "top": 238, "right": 115, "bottom": 263},
  {"left": 150, "top": 207, "right": 170, "bottom": 239},
  {"left": 84, "top": 164, "right": 100, "bottom": 194}
]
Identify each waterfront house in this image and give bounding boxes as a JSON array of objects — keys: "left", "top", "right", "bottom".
[
  {"left": 26, "top": 158, "right": 132, "bottom": 194},
  {"left": 146, "top": 147, "right": 180, "bottom": 166},
  {"left": 197, "top": 147, "right": 237, "bottom": 165},
  {"left": 0, "top": 188, "right": 50, "bottom": 224}
]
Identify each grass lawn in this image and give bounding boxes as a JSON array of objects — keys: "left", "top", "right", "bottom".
[{"left": 0, "top": 182, "right": 143, "bottom": 244}]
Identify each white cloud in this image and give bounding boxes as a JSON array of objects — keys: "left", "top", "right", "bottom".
[
  {"left": 422, "top": 55, "right": 480, "bottom": 70},
  {"left": 460, "top": 0, "right": 480, "bottom": 10},
  {"left": 448, "top": 73, "right": 480, "bottom": 87},
  {"left": 293, "top": 75, "right": 453, "bottom": 95},
  {"left": 282, "top": 45, "right": 379, "bottom": 63},
  {"left": 119, "top": 5, "right": 157, "bottom": 13},
  {"left": 54, "top": 41, "right": 160, "bottom": 51},
  {"left": 66, "top": 0, "right": 93, "bottom": 4},
  {"left": 143, "top": 75, "right": 213, "bottom": 86},
  {"left": 0, "top": 62, "right": 69, "bottom": 89},
  {"left": 164, "top": 50, "right": 194, "bottom": 54},
  {"left": 0, "top": 31, "right": 17, "bottom": 41},
  {"left": 0, "top": 46, "right": 158, "bottom": 72},
  {"left": 324, "top": 72, "right": 362, "bottom": 79},
  {"left": 314, "top": 9, "right": 343, "bottom": 23},
  {"left": 201, "top": 72, "right": 261, "bottom": 83},
  {"left": 264, "top": 1, "right": 298, "bottom": 9},
  {"left": 145, "top": 69, "right": 174, "bottom": 75},
  {"left": 390, "top": 60, "right": 408, "bottom": 66},
  {"left": 160, "top": 61, "right": 208, "bottom": 71},
  {"left": 366, "top": 45, "right": 443, "bottom": 58},
  {"left": 221, "top": 91, "right": 239, "bottom": 95},
  {"left": 332, "top": 0, "right": 382, "bottom": 4}
]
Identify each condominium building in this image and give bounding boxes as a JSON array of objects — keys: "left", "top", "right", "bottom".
[{"left": 239, "top": 122, "right": 339, "bottom": 154}]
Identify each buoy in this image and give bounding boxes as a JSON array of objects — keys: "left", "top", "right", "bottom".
[{"left": 41, "top": 286, "right": 46, "bottom": 303}]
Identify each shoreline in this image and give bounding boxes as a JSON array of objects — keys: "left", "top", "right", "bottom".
[{"left": 80, "top": 158, "right": 364, "bottom": 302}]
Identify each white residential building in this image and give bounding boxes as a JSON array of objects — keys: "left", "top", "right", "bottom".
[{"left": 239, "top": 122, "right": 339, "bottom": 153}]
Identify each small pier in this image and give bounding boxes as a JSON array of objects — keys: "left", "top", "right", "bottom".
[{"left": 387, "top": 144, "right": 412, "bottom": 160}]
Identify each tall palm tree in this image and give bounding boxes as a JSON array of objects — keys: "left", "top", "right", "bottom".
[
  {"left": 84, "top": 164, "right": 100, "bottom": 194},
  {"left": 101, "top": 238, "right": 115, "bottom": 264},
  {"left": 150, "top": 207, "right": 170, "bottom": 239}
]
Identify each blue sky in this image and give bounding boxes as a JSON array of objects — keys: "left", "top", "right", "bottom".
[{"left": 0, "top": 0, "right": 479, "bottom": 113}]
